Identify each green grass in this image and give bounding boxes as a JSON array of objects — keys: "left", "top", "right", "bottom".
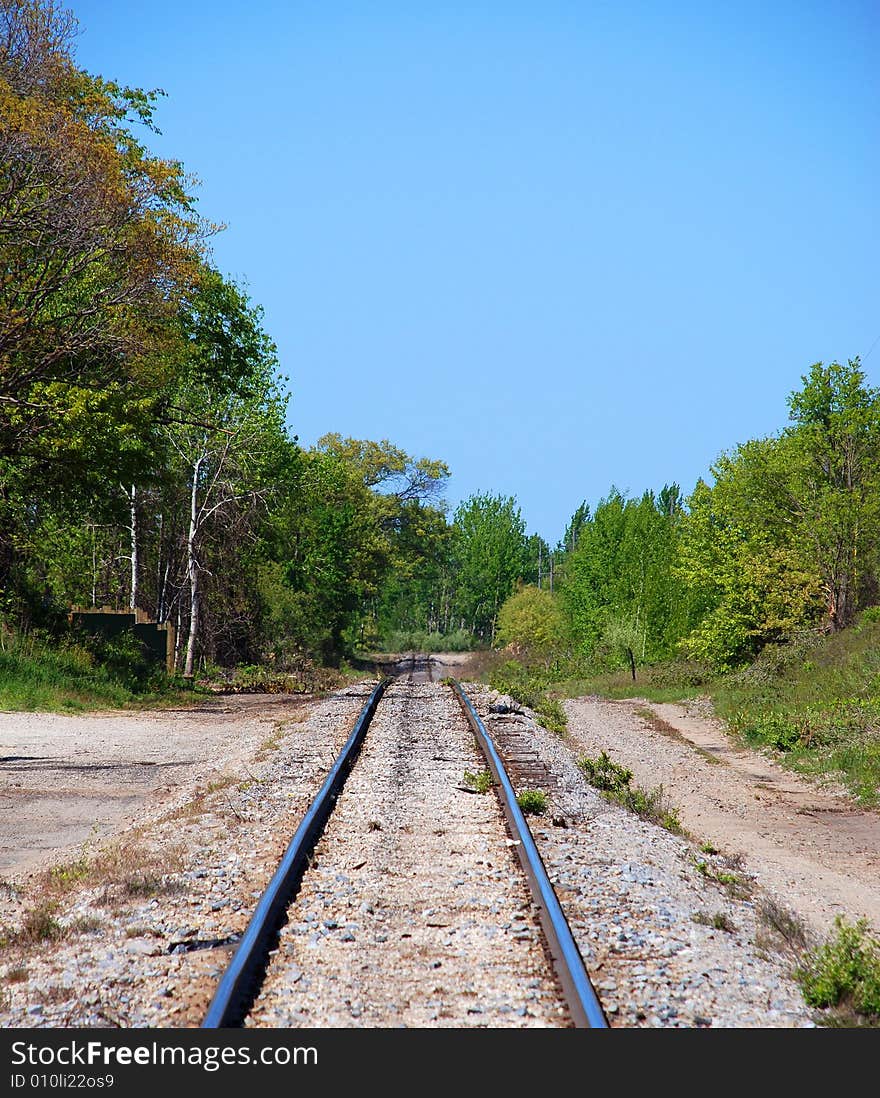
[
  {"left": 555, "top": 658, "right": 713, "bottom": 704},
  {"left": 0, "top": 632, "right": 199, "bottom": 711},
  {"left": 711, "top": 621, "right": 880, "bottom": 805},
  {"left": 693, "top": 855, "right": 753, "bottom": 900}
]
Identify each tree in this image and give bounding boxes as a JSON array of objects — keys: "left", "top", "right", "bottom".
[
  {"left": 0, "top": 1, "right": 205, "bottom": 468},
  {"left": 675, "top": 361, "right": 880, "bottom": 666},
  {"left": 161, "top": 270, "right": 288, "bottom": 674},
  {"left": 451, "top": 493, "right": 528, "bottom": 641},
  {"left": 676, "top": 449, "right": 825, "bottom": 668},
  {"left": 561, "top": 487, "right": 689, "bottom": 664},
  {"left": 495, "top": 584, "right": 567, "bottom": 659},
  {"left": 786, "top": 359, "right": 880, "bottom": 631}
]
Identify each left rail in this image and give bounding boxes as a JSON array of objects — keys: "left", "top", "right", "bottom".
[{"left": 202, "top": 677, "right": 390, "bottom": 1028}]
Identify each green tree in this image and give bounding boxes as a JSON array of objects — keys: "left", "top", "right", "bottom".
[
  {"left": 562, "top": 487, "right": 689, "bottom": 666},
  {"left": 160, "top": 270, "right": 289, "bottom": 674},
  {"left": 495, "top": 584, "right": 567, "bottom": 659},
  {"left": 786, "top": 359, "right": 880, "bottom": 630},
  {"left": 452, "top": 493, "right": 528, "bottom": 641},
  {"left": 676, "top": 447, "right": 825, "bottom": 668}
]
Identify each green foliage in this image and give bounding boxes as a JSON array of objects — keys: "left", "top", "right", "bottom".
[
  {"left": 676, "top": 453, "right": 825, "bottom": 669},
  {"left": 693, "top": 856, "right": 753, "bottom": 899},
  {"left": 515, "top": 789, "right": 547, "bottom": 815},
  {"left": 495, "top": 585, "right": 567, "bottom": 658},
  {"left": 451, "top": 493, "right": 528, "bottom": 642},
  {"left": 795, "top": 918, "right": 880, "bottom": 1023},
  {"left": 561, "top": 486, "right": 692, "bottom": 670},
  {"left": 577, "top": 751, "right": 682, "bottom": 832},
  {"left": 17, "top": 902, "right": 65, "bottom": 944},
  {"left": 676, "top": 360, "right": 880, "bottom": 668},
  {"left": 488, "top": 660, "right": 567, "bottom": 734},
  {"left": 0, "top": 630, "right": 191, "bottom": 711},
  {"left": 578, "top": 750, "right": 633, "bottom": 791},
  {"left": 382, "top": 629, "right": 473, "bottom": 653},
  {"left": 463, "top": 769, "right": 493, "bottom": 794},
  {"left": 711, "top": 621, "right": 880, "bottom": 805}
]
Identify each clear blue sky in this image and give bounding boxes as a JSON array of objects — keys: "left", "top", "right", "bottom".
[{"left": 71, "top": 0, "right": 878, "bottom": 546}]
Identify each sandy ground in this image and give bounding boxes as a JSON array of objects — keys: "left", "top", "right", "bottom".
[
  {"left": 0, "top": 694, "right": 312, "bottom": 877},
  {"left": 564, "top": 695, "right": 880, "bottom": 939}
]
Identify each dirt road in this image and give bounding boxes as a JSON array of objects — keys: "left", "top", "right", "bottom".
[{"left": 564, "top": 695, "right": 880, "bottom": 939}]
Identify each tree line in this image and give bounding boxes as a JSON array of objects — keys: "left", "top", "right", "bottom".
[
  {"left": 0, "top": 1, "right": 545, "bottom": 673},
  {"left": 3, "top": 2, "right": 875, "bottom": 682},
  {"left": 499, "top": 358, "right": 880, "bottom": 674}
]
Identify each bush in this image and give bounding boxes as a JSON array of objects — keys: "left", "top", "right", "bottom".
[
  {"left": 578, "top": 751, "right": 682, "bottom": 833},
  {"left": 495, "top": 586, "right": 567, "bottom": 657},
  {"left": 516, "top": 789, "right": 547, "bottom": 815},
  {"left": 795, "top": 917, "right": 880, "bottom": 1023}
]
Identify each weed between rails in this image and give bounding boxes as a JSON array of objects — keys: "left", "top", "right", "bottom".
[{"left": 462, "top": 769, "right": 493, "bottom": 794}]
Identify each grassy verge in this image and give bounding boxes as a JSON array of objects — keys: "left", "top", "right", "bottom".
[
  {"left": 0, "top": 632, "right": 198, "bottom": 712},
  {"left": 502, "top": 617, "right": 880, "bottom": 807},
  {"left": 554, "top": 658, "right": 714, "bottom": 704},
  {"left": 711, "top": 622, "right": 880, "bottom": 806}
]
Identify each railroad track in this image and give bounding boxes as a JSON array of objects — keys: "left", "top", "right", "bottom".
[{"left": 202, "top": 671, "right": 607, "bottom": 1029}]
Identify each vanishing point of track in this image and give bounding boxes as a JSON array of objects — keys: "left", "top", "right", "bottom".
[{"left": 203, "top": 659, "right": 607, "bottom": 1029}]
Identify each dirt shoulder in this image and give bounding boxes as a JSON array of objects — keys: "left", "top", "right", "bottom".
[
  {"left": 564, "top": 694, "right": 880, "bottom": 940},
  {"left": 0, "top": 694, "right": 315, "bottom": 879}
]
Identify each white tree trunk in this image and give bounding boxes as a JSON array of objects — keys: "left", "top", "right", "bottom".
[
  {"left": 128, "top": 485, "right": 138, "bottom": 611},
  {"left": 184, "top": 457, "right": 203, "bottom": 677}
]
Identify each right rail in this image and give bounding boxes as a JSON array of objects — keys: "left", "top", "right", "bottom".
[{"left": 451, "top": 679, "right": 609, "bottom": 1029}]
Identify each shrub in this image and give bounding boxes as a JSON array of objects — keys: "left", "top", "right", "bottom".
[
  {"left": 495, "top": 586, "right": 567, "bottom": 657},
  {"left": 578, "top": 751, "right": 682, "bottom": 833},
  {"left": 795, "top": 917, "right": 880, "bottom": 1023},
  {"left": 516, "top": 789, "right": 548, "bottom": 815}
]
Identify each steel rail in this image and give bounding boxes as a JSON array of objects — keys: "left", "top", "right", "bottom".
[
  {"left": 202, "top": 677, "right": 390, "bottom": 1028},
  {"left": 450, "top": 679, "right": 609, "bottom": 1029}
]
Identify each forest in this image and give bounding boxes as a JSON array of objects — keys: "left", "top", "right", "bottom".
[{"left": 3, "top": 1, "right": 880, "bottom": 726}]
